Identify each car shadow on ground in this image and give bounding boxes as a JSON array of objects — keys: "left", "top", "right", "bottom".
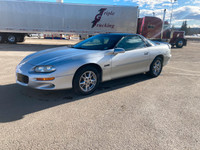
[
  {"left": 0, "top": 74, "right": 152, "bottom": 123},
  {"left": 171, "top": 46, "right": 188, "bottom": 49}
]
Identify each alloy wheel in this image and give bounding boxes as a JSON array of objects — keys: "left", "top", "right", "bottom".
[
  {"left": 153, "top": 60, "right": 162, "bottom": 76},
  {"left": 79, "top": 71, "right": 97, "bottom": 92}
]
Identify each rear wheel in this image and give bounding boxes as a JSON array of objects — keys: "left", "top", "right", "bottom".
[
  {"left": 17, "top": 36, "right": 25, "bottom": 42},
  {"left": 73, "top": 66, "right": 100, "bottom": 95},
  {"left": 7, "top": 34, "right": 17, "bottom": 44},
  {"left": 0, "top": 34, "right": 5, "bottom": 43},
  {"left": 148, "top": 57, "right": 163, "bottom": 77},
  {"left": 176, "top": 39, "right": 184, "bottom": 48}
]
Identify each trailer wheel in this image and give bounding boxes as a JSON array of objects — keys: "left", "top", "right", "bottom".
[
  {"left": 18, "top": 36, "right": 25, "bottom": 42},
  {"left": 0, "top": 34, "right": 5, "bottom": 43},
  {"left": 176, "top": 39, "right": 184, "bottom": 48},
  {"left": 7, "top": 34, "right": 17, "bottom": 44}
]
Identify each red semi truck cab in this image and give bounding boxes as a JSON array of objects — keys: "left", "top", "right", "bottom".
[{"left": 137, "top": 16, "right": 187, "bottom": 48}]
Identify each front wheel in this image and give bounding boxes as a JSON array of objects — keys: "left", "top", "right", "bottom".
[
  {"left": 73, "top": 66, "right": 100, "bottom": 95},
  {"left": 176, "top": 39, "right": 184, "bottom": 48},
  {"left": 148, "top": 57, "right": 163, "bottom": 77}
]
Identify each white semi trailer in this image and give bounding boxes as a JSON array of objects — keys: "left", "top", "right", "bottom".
[{"left": 0, "top": 0, "right": 138, "bottom": 43}]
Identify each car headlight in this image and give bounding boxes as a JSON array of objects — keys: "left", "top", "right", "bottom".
[{"left": 34, "top": 65, "right": 56, "bottom": 73}]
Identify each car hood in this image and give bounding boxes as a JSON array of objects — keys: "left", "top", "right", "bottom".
[{"left": 22, "top": 46, "right": 106, "bottom": 66}]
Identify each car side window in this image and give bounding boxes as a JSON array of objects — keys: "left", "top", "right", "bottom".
[{"left": 116, "top": 35, "right": 146, "bottom": 51}]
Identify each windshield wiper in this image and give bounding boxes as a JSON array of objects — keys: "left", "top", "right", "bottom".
[{"left": 72, "top": 47, "right": 86, "bottom": 49}]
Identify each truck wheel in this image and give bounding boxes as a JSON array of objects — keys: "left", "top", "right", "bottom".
[
  {"left": 7, "top": 34, "right": 17, "bottom": 44},
  {"left": 176, "top": 39, "right": 184, "bottom": 48}
]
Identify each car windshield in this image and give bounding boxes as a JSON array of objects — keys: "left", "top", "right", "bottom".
[{"left": 72, "top": 34, "right": 123, "bottom": 50}]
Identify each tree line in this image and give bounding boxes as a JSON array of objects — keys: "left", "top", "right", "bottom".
[{"left": 180, "top": 21, "right": 200, "bottom": 35}]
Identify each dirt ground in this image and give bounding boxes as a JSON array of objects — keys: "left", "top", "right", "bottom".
[{"left": 0, "top": 38, "right": 200, "bottom": 150}]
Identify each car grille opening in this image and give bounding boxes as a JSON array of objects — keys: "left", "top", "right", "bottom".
[{"left": 17, "top": 73, "right": 29, "bottom": 84}]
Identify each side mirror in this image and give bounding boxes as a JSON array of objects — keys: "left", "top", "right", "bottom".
[{"left": 114, "top": 48, "right": 125, "bottom": 54}]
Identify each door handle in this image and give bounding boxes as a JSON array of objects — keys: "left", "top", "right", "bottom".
[{"left": 144, "top": 52, "right": 149, "bottom": 55}]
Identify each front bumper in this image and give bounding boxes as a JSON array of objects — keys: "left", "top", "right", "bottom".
[
  {"left": 16, "top": 73, "right": 74, "bottom": 90},
  {"left": 163, "top": 54, "right": 171, "bottom": 66},
  {"left": 16, "top": 63, "right": 73, "bottom": 90},
  {"left": 16, "top": 74, "right": 73, "bottom": 90}
]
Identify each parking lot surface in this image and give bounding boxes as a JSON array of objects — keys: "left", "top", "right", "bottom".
[{"left": 0, "top": 38, "right": 200, "bottom": 150}]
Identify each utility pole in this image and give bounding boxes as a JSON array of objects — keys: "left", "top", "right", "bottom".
[
  {"left": 169, "top": 0, "right": 177, "bottom": 28},
  {"left": 161, "top": 9, "right": 166, "bottom": 40},
  {"left": 56, "top": 0, "right": 63, "bottom": 3}
]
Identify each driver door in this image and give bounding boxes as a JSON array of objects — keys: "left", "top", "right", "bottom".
[{"left": 111, "top": 35, "right": 150, "bottom": 79}]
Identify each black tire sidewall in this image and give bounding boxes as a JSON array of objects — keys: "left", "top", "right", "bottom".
[
  {"left": 18, "top": 36, "right": 25, "bottom": 42},
  {"left": 73, "top": 66, "right": 100, "bottom": 95},
  {"left": 149, "top": 57, "right": 163, "bottom": 77},
  {"left": 0, "top": 34, "right": 5, "bottom": 43}
]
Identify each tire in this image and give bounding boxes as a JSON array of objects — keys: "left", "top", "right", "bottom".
[
  {"left": 18, "top": 36, "right": 25, "bottom": 42},
  {"left": 73, "top": 66, "right": 100, "bottom": 95},
  {"left": 0, "top": 34, "right": 5, "bottom": 43},
  {"left": 148, "top": 57, "right": 163, "bottom": 77},
  {"left": 7, "top": 34, "right": 17, "bottom": 44},
  {"left": 176, "top": 39, "right": 184, "bottom": 48}
]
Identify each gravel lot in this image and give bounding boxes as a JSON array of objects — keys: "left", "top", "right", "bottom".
[{"left": 0, "top": 38, "right": 200, "bottom": 150}]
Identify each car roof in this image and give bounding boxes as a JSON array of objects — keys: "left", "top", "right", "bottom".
[{"left": 99, "top": 33, "right": 137, "bottom": 36}]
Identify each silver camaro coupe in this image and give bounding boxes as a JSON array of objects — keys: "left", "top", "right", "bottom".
[{"left": 16, "top": 33, "right": 171, "bottom": 95}]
